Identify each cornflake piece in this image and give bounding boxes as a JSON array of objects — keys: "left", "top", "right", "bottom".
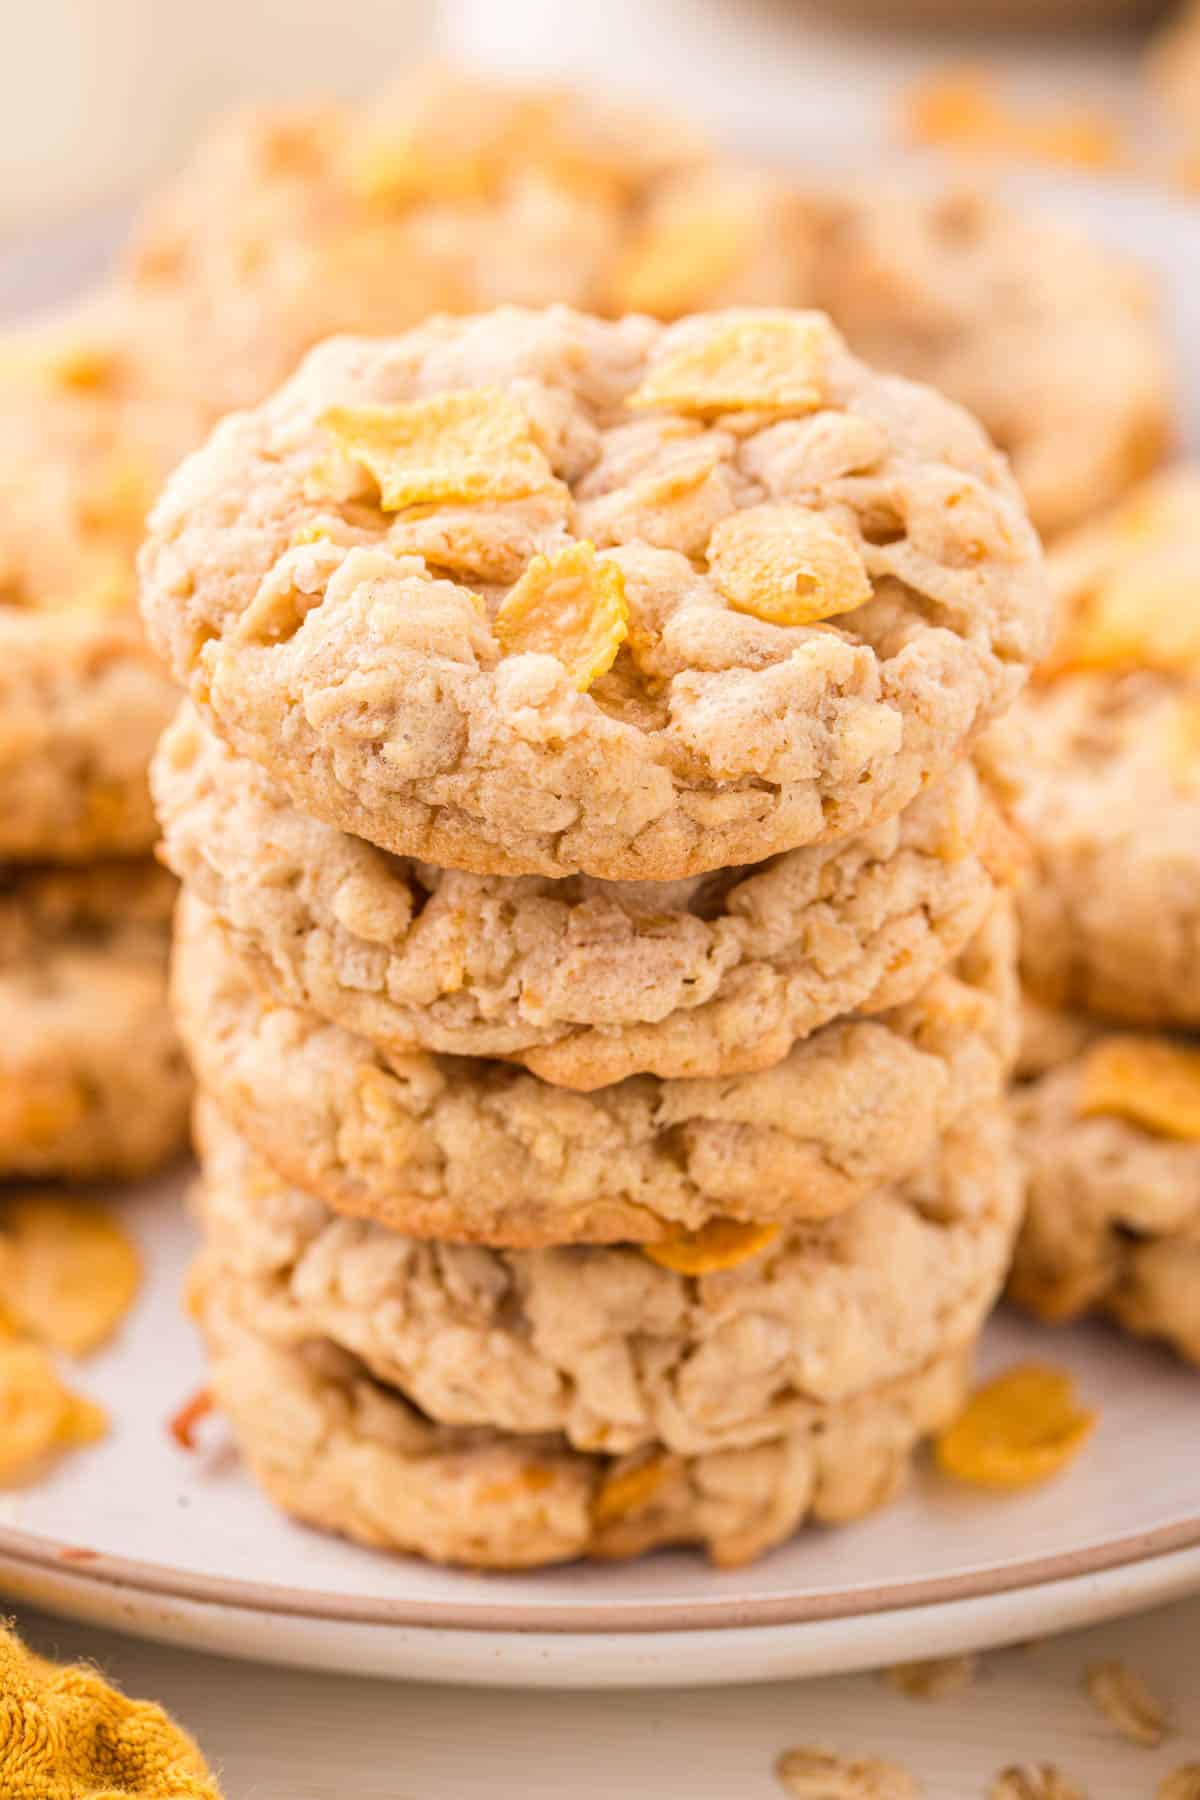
[
  {"left": 0, "top": 1193, "right": 140, "bottom": 1357},
  {"left": 775, "top": 1745, "right": 921, "bottom": 1798},
  {"left": 643, "top": 1217, "right": 780, "bottom": 1275},
  {"left": 1159, "top": 1768, "right": 1200, "bottom": 1800},
  {"left": 935, "top": 1364, "right": 1095, "bottom": 1490},
  {"left": 989, "top": 1766, "right": 1085, "bottom": 1800},
  {"left": 1077, "top": 1037, "right": 1200, "bottom": 1141},
  {"left": 708, "top": 505, "right": 872, "bottom": 627},
  {"left": 881, "top": 1653, "right": 976, "bottom": 1700},
  {"left": 494, "top": 541, "right": 628, "bottom": 690},
  {"left": 591, "top": 1454, "right": 674, "bottom": 1527},
  {"left": 629, "top": 314, "right": 832, "bottom": 417},
  {"left": 1048, "top": 553, "right": 1200, "bottom": 678},
  {"left": 611, "top": 207, "right": 749, "bottom": 318},
  {"left": 0, "top": 1342, "right": 106, "bottom": 1486},
  {"left": 1085, "top": 1661, "right": 1169, "bottom": 1748},
  {"left": 320, "top": 389, "right": 554, "bottom": 511}
]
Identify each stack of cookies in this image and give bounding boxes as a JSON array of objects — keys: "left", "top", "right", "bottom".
[
  {"left": 142, "top": 303, "right": 1050, "bottom": 1568},
  {"left": 0, "top": 296, "right": 199, "bottom": 1182},
  {"left": 1005, "top": 469, "right": 1200, "bottom": 1366}
]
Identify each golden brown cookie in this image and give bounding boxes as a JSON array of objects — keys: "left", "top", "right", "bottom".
[
  {"left": 173, "top": 892, "right": 1017, "bottom": 1247},
  {"left": 140, "top": 306, "right": 1046, "bottom": 880},
  {"left": 155, "top": 703, "right": 1006, "bottom": 1088}
]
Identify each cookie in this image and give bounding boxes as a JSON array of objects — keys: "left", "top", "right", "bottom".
[
  {"left": 140, "top": 306, "right": 1046, "bottom": 881},
  {"left": 1005, "top": 470, "right": 1200, "bottom": 1028},
  {"left": 0, "top": 297, "right": 197, "bottom": 860},
  {"left": 192, "top": 1096, "right": 1020, "bottom": 1455},
  {"left": 192, "top": 1270, "right": 971, "bottom": 1569},
  {"left": 1013, "top": 1024, "right": 1200, "bottom": 1364},
  {"left": 172, "top": 891, "right": 1017, "bottom": 1247},
  {"left": 121, "top": 73, "right": 793, "bottom": 422},
  {"left": 805, "top": 185, "right": 1171, "bottom": 539},
  {"left": 155, "top": 703, "right": 1007, "bottom": 1088},
  {"left": 0, "top": 861, "right": 190, "bottom": 1179}
]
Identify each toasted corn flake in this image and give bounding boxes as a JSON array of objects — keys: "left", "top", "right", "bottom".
[
  {"left": 643, "top": 1217, "right": 780, "bottom": 1276},
  {"left": 1077, "top": 1036, "right": 1200, "bottom": 1141},
  {"left": 0, "top": 1193, "right": 140, "bottom": 1357},
  {"left": 320, "top": 390, "right": 554, "bottom": 512},
  {"left": 935, "top": 1364, "right": 1095, "bottom": 1490},
  {"left": 592, "top": 1455, "right": 674, "bottom": 1527},
  {"left": 475, "top": 1464, "right": 557, "bottom": 1506},
  {"left": 0, "top": 1342, "right": 106, "bottom": 1486},
  {"left": 1159, "top": 1768, "right": 1200, "bottom": 1800},
  {"left": 611, "top": 208, "right": 749, "bottom": 319},
  {"left": 1085, "top": 1660, "right": 1169, "bottom": 1747},
  {"left": 708, "top": 505, "right": 872, "bottom": 627},
  {"left": 629, "top": 314, "right": 833, "bottom": 417},
  {"left": 775, "top": 1745, "right": 921, "bottom": 1798},
  {"left": 1047, "top": 554, "right": 1200, "bottom": 678},
  {"left": 989, "top": 1766, "right": 1085, "bottom": 1800},
  {"left": 881, "top": 1653, "right": 976, "bottom": 1700},
  {"left": 494, "top": 541, "right": 628, "bottom": 690}
]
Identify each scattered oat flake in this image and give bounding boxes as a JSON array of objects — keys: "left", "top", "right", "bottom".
[
  {"left": 1085, "top": 1660, "right": 1169, "bottom": 1747},
  {"left": 775, "top": 1745, "right": 921, "bottom": 1798},
  {"left": 592, "top": 1455, "right": 675, "bottom": 1527},
  {"left": 170, "top": 1387, "right": 216, "bottom": 1451},
  {"left": 320, "top": 389, "right": 554, "bottom": 511},
  {"left": 1077, "top": 1036, "right": 1200, "bottom": 1141},
  {"left": 0, "top": 1342, "right": 106, "bottom": 1486},
  {"left": 494, "top": 541, "right": 628, "bottom": 690},
  {"left": 989, "top": 1766, "right": 1085, "bottom": 1799},
  {"left": 0, "top": 1192, "right": 140, "bottom": 1357},
  {"left": 708, "top": 504, "right": 872, "bottom": 627},
  {"left": 934, "top": 1364, "right": 1095, "bottom": 1490},
  {"left": 880, "top": 1653, "right": 976, "bottom": 1700},
  {"left": 1159, "top": 1768, "right": 1200, "bottom": 1800},
  {"left": 629, "top": 314, "right": 831, "bottom": 416},
  {"left": 643, "top": 1217, "right": 780, "bottom": 1275}
]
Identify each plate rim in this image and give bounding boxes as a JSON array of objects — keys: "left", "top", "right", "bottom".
[{"left": 3, "top": 1508, "right": 1199, "bottom": 1635}]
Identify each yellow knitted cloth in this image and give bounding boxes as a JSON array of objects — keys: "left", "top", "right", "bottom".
[{"left": 0, "top": 1625, "right": 222, "bottom": 1798}]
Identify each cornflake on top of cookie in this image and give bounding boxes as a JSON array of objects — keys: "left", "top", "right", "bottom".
[{"left": 141, "top": 304, "right": 1047, "bottom": 880}]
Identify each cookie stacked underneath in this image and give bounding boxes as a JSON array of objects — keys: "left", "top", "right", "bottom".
[
  {"left": 1006, "top": 470, "right": 1200, "bottom": 1365},
  {"left": 144, "top": 304, "right": 1049, "bottom": 1567},
  {"left": 0, "top": 299, "right": 199, "bottom": 1181}
]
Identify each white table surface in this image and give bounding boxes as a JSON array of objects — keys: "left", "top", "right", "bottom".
[{"left": 15, "top": 1596, "right": 1200, "bottom": 1797}]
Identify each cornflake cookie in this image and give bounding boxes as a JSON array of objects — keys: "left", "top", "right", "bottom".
[
  {"left": 155, "top": 704, "right": 1007, "bottom": 1088},
  {"left": 140, "top": 306, "right": 1046, "bottom": 881},
  {"left": 0, "top": 861, "right": 190, "bottom": 1179},
  {"left": 173, "top": 892, "right": 1017, "bottom": 1247},
  {"left": 191, "top": 1271, "right": 972, "bottom": 1570},
  {"left": 120, "top": 70, "right": 794, "bottom": 422},
  {"left": 804, "top": 185, "right": 1171, "bottom": 539},
  {"left": 192, "top": 1099, "right": 1020, "bottom": 1456},
  {"left": 0, "top": 296, "right": 196, "bottom": 859},
  {"left": 1013, "top": 1020, "right": 1200, "bottom": 1363},
  {"left": 1007, "top": 469, "right": 1200, "bottom": 1028}
]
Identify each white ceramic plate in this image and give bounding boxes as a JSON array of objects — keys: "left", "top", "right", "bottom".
[{"left": 3, "top": 172, "right": 1199, "bottom": 1690}]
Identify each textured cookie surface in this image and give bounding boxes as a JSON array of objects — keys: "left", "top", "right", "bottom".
[
  {"left": 0, "top": 861, "right": 190, "bottom": 1179},
  {"left": 1007, "top": 470, "right": 1200, "bottom": 1028},
  {"left": 193, "top": 1099, "right": 1019, "bottom": 1456},
  {"left": 0, "top": 298, "right": 196, "bottom": 858},
  {"left": 156, "top": 704, "right": 1005, "bottom": 1087},
  {"left": 1013, "top": 1021, "right": 1200, "bottom": 1363},
  {"left": 805, "top": 185, "right": 1170, "bottom": 539},
  {"left": 141, "top": 306, "right": 1045, "bottom": 879},
  {"left": 193, "top": 1271, "right": 971, "bottom": 1570},
  {"left": 173, "top": 892, "right": 1017, "bottom": 1246}
]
